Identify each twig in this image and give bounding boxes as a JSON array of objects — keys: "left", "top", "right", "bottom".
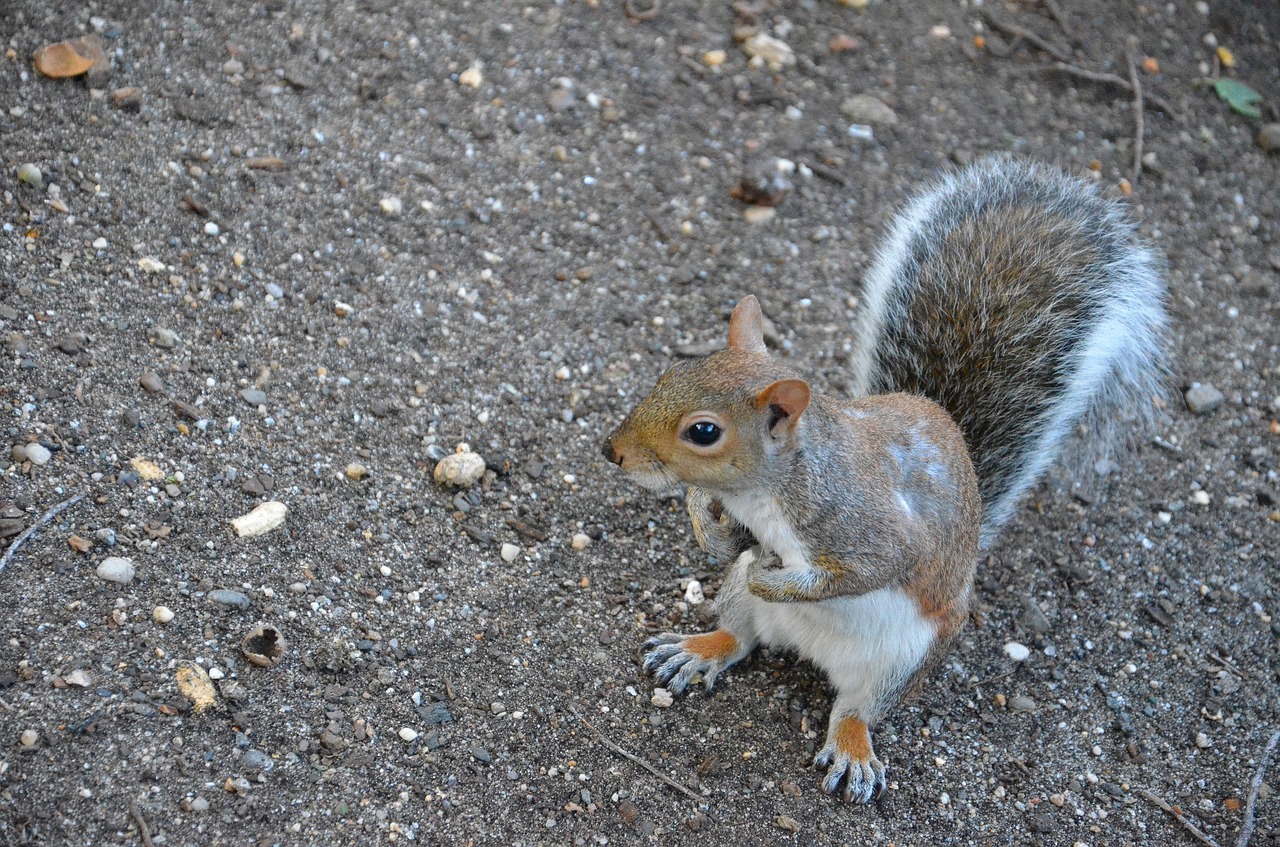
[
  {"left": 0, "top": 492, "right": 86, "bottom": 578},
  {"left": 129, "top": 799, "right": 156, "bottom": 847},
  {"left": 569, "top": 705, "right": 708, "bottom": 804},
  {"left": 1139, "top": 787, "right": 1221, "bottom": 847},
  {"left": 1044, "top": 62, "right": 1180, "bottom": 118},
  {"left": 1237, "top": 730, "right": 1280, "bottom": 847},
  {"left": 623, "top": 0, "right": 661, "bottom": 22},
  {"left": 1039, "top": 0, "right": 1071, "bottom": 37},
  {"left": 1208, "top": 652, "right": 1245, "bottom": 679},
  {"left": 982, "top": 10, "right": 1072, "bottom": 63},
  {"left": 1126, "top": 38, "right": 1144, "bottom": 185}
]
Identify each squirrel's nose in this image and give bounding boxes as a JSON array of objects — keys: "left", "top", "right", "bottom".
[{"left": 601, "top": 437, "right": 622, "bottom": 466}]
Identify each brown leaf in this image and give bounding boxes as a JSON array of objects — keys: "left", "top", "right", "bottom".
[
  {"left": 67, "top": 535, "right": 93, "bottom": 553},
  {"left": 33, "top": 40, "right": 95, "bottom": 79}
]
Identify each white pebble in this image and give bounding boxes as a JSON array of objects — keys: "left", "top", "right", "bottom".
[
  {"left": 571, "top": 533, "right": 591, "bottom": 552},
  {"left": 208, "top": 668, "right": 225, "bottom": 680},
  {"left": 1195, "top": 731, "right": 1211, "bottom": 749},
  {"left": 399, "top": 727, "right": 419, "bottom": 742},
  {"left": 1003, "top": 642, "right": 1031, "bottom": 662},
  {"left": 204, "top": 221, "right": 221, "bottom": 236},
  {"left": 651, "top": 688, "right": 674, "bottom": 708},
  {"left": 458, "top": 62, "right": 483, "bottom": 88},
  {"left": 379, "top": 197, "right": 403, "bottom": 217},
  {"left": 684, "top": 580, "right": 705, "bottom": 605},
  {"left": 500, "top": 543, "right": 520, "bottom": 563},
  {"left": 230, "top": 501, "right": 288, "bottom": 537},
  {"left": 555, "top": 366, "right": 571, "bottom": 381},
  {"left": 92, "top": 237, "right": 108, "bottom": 250},
  {"left": 153, "top": 606, "right": 175, "bottom": 624},
  {"left": 23, "top": 443, "right": 51, "bottom": 465},
  {"left": 334, "top": 301, "right": 354, "bottom": 317},
  {"left": 433, "top": 452, "right": 486, "bottom": 488},
  {"left": 20, "top": 729, "right": 38, "bottom": 748},
  {"left": 1191, "top": 490, "right": 1211, "bottom": 506},
  {"left": 96, "top": 556, "right": 136, "bottom": 584}
]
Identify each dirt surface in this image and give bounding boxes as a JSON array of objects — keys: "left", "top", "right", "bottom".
[{"left": 2, "top": 1, "right": 1279, "bottom": 845}]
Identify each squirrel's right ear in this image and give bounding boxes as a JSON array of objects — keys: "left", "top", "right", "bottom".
[
  {"left": 727, "top": 295, "right": 767, "bottom": 354},
  {"left": 756, "top": 379, "right": 811, "bottom": 438}
]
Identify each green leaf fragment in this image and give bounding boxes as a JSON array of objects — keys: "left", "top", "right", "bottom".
[{"left": 1212, "top": 78, "right": 1262, "bottom": 118}]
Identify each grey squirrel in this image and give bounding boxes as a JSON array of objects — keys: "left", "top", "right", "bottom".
[{"left": 601, "top": 157, "right": 1170, "bottom": 803}]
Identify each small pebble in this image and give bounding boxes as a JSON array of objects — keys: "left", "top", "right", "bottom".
[
  {"left": 1008, "top": 695, "right": 1037, "bottom": 713},
  {"left": 500, "top": 543, "right": 520, "bottom": 563},
  {"left": 433, "top": 452, "right": 486, "bottom": 488},
  {"left": 209, "top": 589, "right": 251, "bottom": 610},
  {"left": 344, "top": 463, "right": 368, "bottom": 481},
  {"left": 153, "top": 606, "right": 175, "bottom": 624},
  {"left": 1003, "top": 642, "right": 1031, "bottom": 662},
  {"left": 139, "top": 372, "right": 165, "bottom": 394},
  {"left": 379, "top": 197, "right": 403, "bottom": 216},
  {"left": 207, "top": 668, "right": 225, "bottom": 680},
  {"left": 651, "top": 688, "right": 674, "bottom": 708},
  {"left": 684, "top": 580, "right": 705, "bottom": 605},
  {"left": 20, "top": 729, "right": 38, "bottom": 748},
  {"left": 1192, "top": 490, "right": 1212, "bottom": 506},
  {"left": 1195, "top": 731, "right": 1211, "bottom": 749},
  {"left": 840, "top": 94, "right": 899, "bottom": 126},
  {"left": 189, "top": 797, "right": 210, "bottom": 812},
  {"left": 399, "top": 727, "right": 419, "bottom": 742},
  {"left": 458, "top": 62, "right": 483, "bottom": 88},
  {"left": 204, "top": 221, "right": 220, "bottom": 236},
  {"left": 1258, "top": 124, "right": 1280, "bottom": 153},
  {"left": 571, "top": 533, "right": 591, "bottom": 551},
  {"left": 23, "top": 443, "right": 51, "bottom": 465},
  {"left": 333, "top": 301, "right": 354, "bottom": 317},
  {"left": 17, "top": 163, "right": 43, "bottom": 188},
  {"left": 1184, "top": 383, "right": 1225, "bottom": 414},
  {"left": 96, "top": 556, "right": 136, "bottom": 584},
  {"left": 239, "top": 388, "right": 267, "bottom": 406}
]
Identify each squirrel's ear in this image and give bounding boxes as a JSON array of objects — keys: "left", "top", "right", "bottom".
[
  {"left": 756, "top": 379, "right": 811, "bottom": 437},
  {"left": 727, "top": 295, "right": 767, "bottom": 353}
]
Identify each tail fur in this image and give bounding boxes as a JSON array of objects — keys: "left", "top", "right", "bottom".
[{"left": 850, "top": 158, "right": 1170, "bottom": 548}]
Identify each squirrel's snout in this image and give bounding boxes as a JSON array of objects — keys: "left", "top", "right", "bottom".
[{"left": 601, "top": 437, "right": 622, "bottom": 466}]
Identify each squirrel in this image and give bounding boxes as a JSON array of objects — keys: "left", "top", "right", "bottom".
[{"left": 600, "top": 157, "right": 1170, "bottom": 804}]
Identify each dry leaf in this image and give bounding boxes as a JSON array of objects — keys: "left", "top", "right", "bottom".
[
  {"left": 33, "top": 40, "right": 95, "bottom": 79},
  {"left": 176, "top": 662, "right": 217, "bottom": 713},
  {"left": 68, "top": 535, "right": 93, "bottom": 553}
]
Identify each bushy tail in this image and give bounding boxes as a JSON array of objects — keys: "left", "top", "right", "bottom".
[{"left": 849, "top": 158, "right": 1170, "bottom": 547}]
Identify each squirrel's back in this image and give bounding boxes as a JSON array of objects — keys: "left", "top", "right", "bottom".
[{"left": 850, "top": 158, "right": 1170, "bottom": 547}]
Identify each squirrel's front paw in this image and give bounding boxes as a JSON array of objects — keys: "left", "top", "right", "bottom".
[
  {"left": 687, "top": 488, "right": 753, "bottom": 564},
  {"left": 814, "top": 716, "right": 887, "bottom": 804},
  {"left": 642, "top": 629, "right": 749, "bottom": 694}
]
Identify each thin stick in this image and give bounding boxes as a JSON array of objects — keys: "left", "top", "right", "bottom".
[
  {"left": 0, "top": 492, "right": 86, "bottom": 577},
  {"left": 1039, "top": 0, "right": 1071, "bottom": 37},
  {"left": 1044, "top": 62, "right": 1180, "bottom": 118},
  {"left": 1139, "top": 788, "right": 1221, "bottom": 847},
  {"left": 1126, "top": 38, "right": 1144, "bottom": 185},
  {"left": 982, "top": 10, "right": 1072, "bottom": 63},
  {"left": 1237, "top": 730, "right": 1280, "bottom": 847},
  {"left": 569, "top": 705, "right": 708, "bottom": 804},
  {"left": 129, "top": 799, "right": 156, "bottom": 847}
]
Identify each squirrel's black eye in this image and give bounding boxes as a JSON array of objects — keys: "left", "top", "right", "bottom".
[{"left": 685, "top": 421, "right": 722, "bottom": 446}]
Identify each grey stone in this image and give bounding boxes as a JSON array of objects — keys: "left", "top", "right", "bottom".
[
  {"left": 209, "top": 589, "right": 252, "bottom": 610},
  {"left": 1184, "top": 382, "right": 1225, "bottom": 414}
]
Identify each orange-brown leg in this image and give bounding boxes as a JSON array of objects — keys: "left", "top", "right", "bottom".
[
  {"left": 643, "top": 627, "right": 754, "bottom": 693},
  {"left": 815, "top": 715, "right": 886, "bottom": 803}
]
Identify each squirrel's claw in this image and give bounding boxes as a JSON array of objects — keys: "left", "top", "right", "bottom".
[
  {"left": 642, "top": 629, "right": 748, "bottom": 695},
  {"left": 814, "top": 743, "right": 887, "bottom": 805}
]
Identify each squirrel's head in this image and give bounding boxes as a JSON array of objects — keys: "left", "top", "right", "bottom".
[{"left": 602, "top": 295, "right": 811, "bottom": 495}]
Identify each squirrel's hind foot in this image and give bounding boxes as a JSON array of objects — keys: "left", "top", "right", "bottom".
[
  {"left": 814, "top": 716, "right": 887, "bottom": 804},
  {"left": 642, "top": 629, "right": 750, "bottom": 694}
]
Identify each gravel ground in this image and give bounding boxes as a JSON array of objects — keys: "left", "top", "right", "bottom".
[{"left": 2, "top": 1, "right": 1279, "bottom": 845}]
